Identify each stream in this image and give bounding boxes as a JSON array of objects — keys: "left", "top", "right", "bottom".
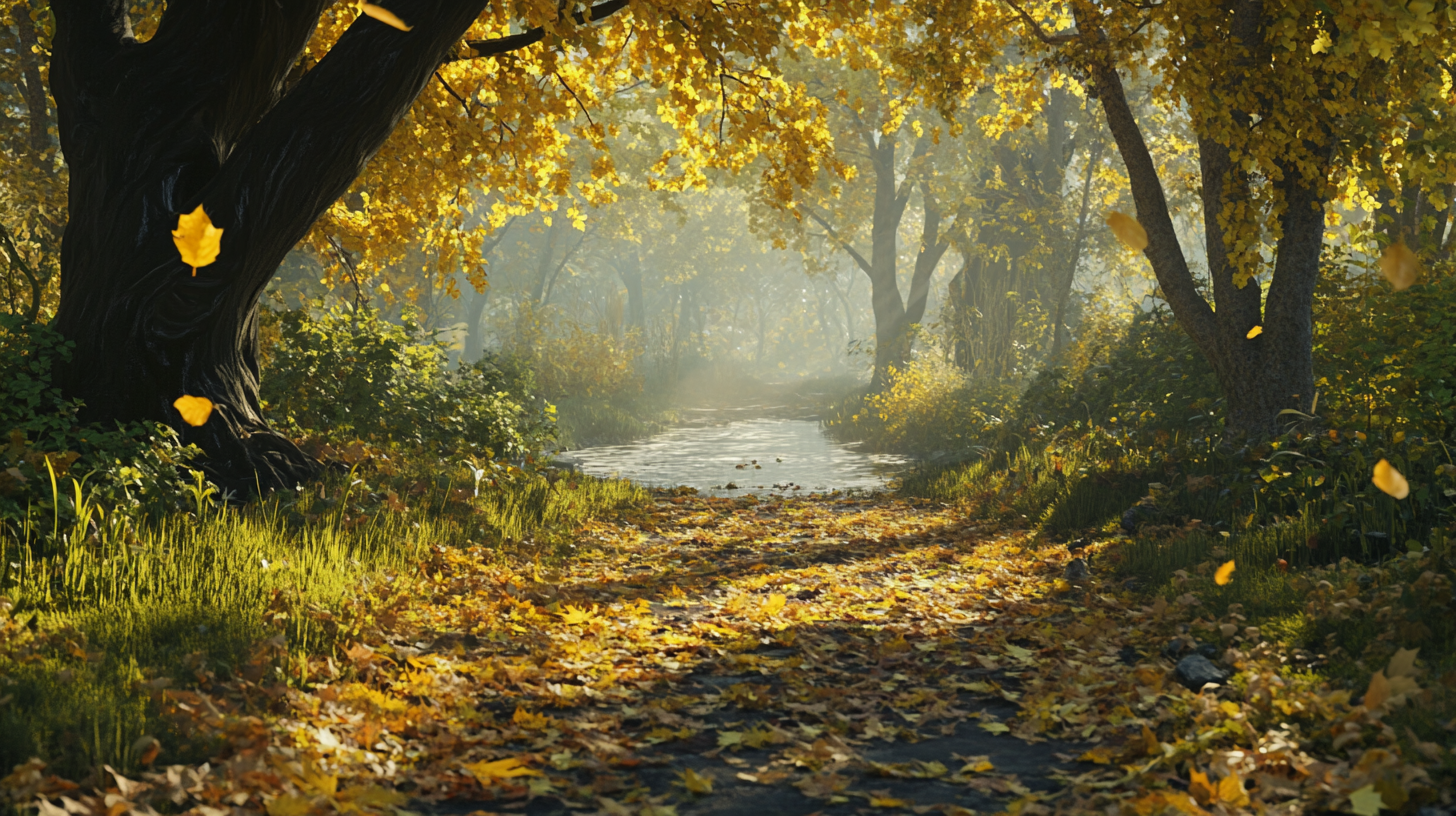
[{"left": 555, "top": 417, "right": 908, "bottom": 497}]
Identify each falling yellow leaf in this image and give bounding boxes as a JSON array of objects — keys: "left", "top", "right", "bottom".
[
  {"left": 679, "top": 768, "right": 714, "bottom": 794},
  {"left": 359, "top": 2, "right": 413, "bottom": 30},
  {"left": 1106, "top": 211, "right": 1149, "bottom": 251},
  {"left": 1246, "top": 325, "right": 1263, "bottom": 339},
  {"left": 1214, "top": 560, "right": 1236, "bottom": 586},
  {"left": 463, "top": 756, "right": 542, "bottom": 784},
  {"left": 1349, "top": 783, "right": 1387, "bottom": 815},
  {"left": 171, "top": 205, "right": 223, "bottom": 276},
  {"left": 1363, "top": 669, "right": 1391, "bottom": 710},
  {"left": 173, "top": 395, "right": 214, "bottom": 427},
  {"left": 1372, "top": 459, "right": 1410, "bottom": 499},
  {"left": 1378, "top": 240, "right": 1419, "bottom": 291}
]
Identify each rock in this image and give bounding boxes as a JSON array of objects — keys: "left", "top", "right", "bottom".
[
  {"left": 1064, "top": 558, "right": 1091, "bottom": 580},
  {"left": 1117, "top": 645, "right": 1140, "bottom": 665},
  {"left": 1195, "top": 643, "right": 1221, "bottom": 660},
  {"left": 1174, "top": 654, "right": 1230, "bottom": 691},
  {"left": 1120, "top": 502, "right": 1162, "bottom": 533}
]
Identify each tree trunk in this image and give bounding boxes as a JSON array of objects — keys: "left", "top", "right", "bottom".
[
  {"left": 1081, "top": 10, "right": 1330, "bottom": 437},
  {"left": 49, "top": 0, "right": 493, "bottom": 493}
]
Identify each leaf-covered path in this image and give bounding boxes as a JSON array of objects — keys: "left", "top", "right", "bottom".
[{"left": 21, "top": 492, "right": 1452, "bottom": 815}]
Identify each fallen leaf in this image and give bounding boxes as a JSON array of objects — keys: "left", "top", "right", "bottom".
[
  {"left": 1246, "top": 325, "right": 1263, "bottom": 339},
  {"left": 1349, "top": 784, "right": 1386, "bottom": 815},
  {"left": 559, "top": 604, "right": 598, "bottom": 625},
  {"left": 1188, "top": 769, "right": 1217, "bottom": 806},
  {"left": 172, "top": 205, "right": 223, "bottom": 275},
  {"left": 760, "top": 593, "right": 787, "bottom": 617},
  {"left": 1364, "top": 669, "right": 1391, "bottom": 711},
  {"left": 265, "top": 795, "right": 312, "bottom": 816},
  {"left": 1217, "top": 771, "right": 1249, "bottom": 807},
  {"left": 1214, "top": 560, "right": 1235, "bottom": 586},
  {"left": 1387, "top": 647, "right": 1419, "bottom": 678},
  {"left": 1372, "top": 459, "right": 1410, "bottom": 499},
  {"left": 1106, "top": 211, "right": 1149, "bottom": 251},
  {"left": 464, "top": 756, "right": 543, "bottom": 784},
  {"left": 359, "top": 2, "right": 413, "bottom": 30},
  {"left": 173, "top": 395, "right": 214, "bottom": 427},
  {"left": 978, "top": 721, "right": 1010, "bottom": 735},
  {"left": 679, "top": 768, "right": 713, "bottom": 794},
  {"left": 1378, "top": 241, "right": 1419, "bottom": 291}
]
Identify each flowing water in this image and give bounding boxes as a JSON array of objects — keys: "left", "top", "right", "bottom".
[{"left": 556, "top": 417, "right": 908, "bottom": 497}]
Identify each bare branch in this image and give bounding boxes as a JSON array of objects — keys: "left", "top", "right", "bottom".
[{"left": 460, "top": 0, "right": 629, "bottom": 60}]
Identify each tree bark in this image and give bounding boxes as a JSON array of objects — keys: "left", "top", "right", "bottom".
[{"left": 49, "top": 0, "right": 493, "bottom": 493}]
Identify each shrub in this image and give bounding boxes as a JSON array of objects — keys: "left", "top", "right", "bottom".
[
  {"left": 260, "top": 304, "right": 554, "bottom": 459},
  {"left": 0, "top": 316, "right": 198, "bottom": 531}
]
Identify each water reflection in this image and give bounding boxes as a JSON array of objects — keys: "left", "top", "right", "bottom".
[{"left": 556, "top": 418, "right": 907, "bottom": 497}]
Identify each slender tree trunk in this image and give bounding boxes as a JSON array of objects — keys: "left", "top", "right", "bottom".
[
  {"left": 49, "top": 0, "right": 493, "bottom": 492},
  {"left": 1050, "top": 137, "right": 1102, "bottom": 360}
]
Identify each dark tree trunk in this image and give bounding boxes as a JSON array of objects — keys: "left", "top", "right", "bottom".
[
  {"left": 804, "top": 128, "right": 950, "bottom": 390},
  {"left": 49, "top": 0, "right": 492, "bottom": 493}
]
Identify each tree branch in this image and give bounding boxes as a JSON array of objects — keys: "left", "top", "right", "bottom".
[
  {"left": 461, "top": 0, "right": 629, "bottom": 60},
  {"left": 1078, "top": 16, "right": 1217, "bottom": 354},
  {"left": 801, "top": 204, "right": 873, "bottom": 275}
]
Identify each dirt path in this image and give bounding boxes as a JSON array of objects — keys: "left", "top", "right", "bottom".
[{"left": 50, "top": 493, "right": 1439, "bottom": 816}]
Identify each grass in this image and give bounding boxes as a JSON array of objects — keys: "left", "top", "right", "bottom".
[{"left": 0, "top": 458, "right": 647, "bottom": 780}]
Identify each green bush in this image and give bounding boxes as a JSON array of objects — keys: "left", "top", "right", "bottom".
[
  {"left": 260, "top": 304, "right": 555, "bottom": 458},
  {"left": 0, "top": 316, "right": 199, "bottom": 532}
]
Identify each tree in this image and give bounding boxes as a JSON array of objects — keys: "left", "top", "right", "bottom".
[
  {"left": 41, "top": 0, "right": 853, "bottom": 491},
  {"left": 953, "top": 0, "right": 1456, "bottom": 435},
  {"left": 772, "top": 65, "right": 968, "bottom": 389}
]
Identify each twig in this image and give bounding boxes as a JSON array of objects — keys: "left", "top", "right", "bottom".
[
  {"left": 0, "top": 221, "right": 43, "bottom": 323},
  {"left": 326, "top": 236, "right": 368, "bottom": 311}
]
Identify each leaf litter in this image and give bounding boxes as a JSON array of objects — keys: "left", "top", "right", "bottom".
[{"left": 5, "top": 492, "right": 1453, "bottom": 815}]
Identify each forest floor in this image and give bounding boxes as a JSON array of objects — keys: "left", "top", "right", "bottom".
[{"left": 14, "top": 492, "right": 1447, "bottom": 816}]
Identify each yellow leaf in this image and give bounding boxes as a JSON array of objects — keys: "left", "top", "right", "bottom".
[
  {"left": 173, "top": 395, "right": 214, "bottom": 427},
  {"left": 171, "top": 205, "right": 223, "bottom": 275},
  {"left": 1188, "top": 769, "right": 1217, "bottom": 806},
  {"left": 337, "top": 786, "right": 406, "bottom": 808},
  {"left": 1246, "top": 325, "right": 1263, "bottom": 339},
  {"left": 265, "top": 795, "right": 313, "bottom": 816},
  {"left": 464, "top": 756, "right": 542, "bottom": 784},
  {"left": 1349, "top": 784, "right": 1386, "bottom": 816},
  {"left": 1214, "top": 560, "right": 1235, "bottom": 586},
  {"left": 1217, "top": 771, "right": 1249, "bottom": 807},
  {"left": 1364, "top": 669, "right": 1391, "bottom": 710},
  {"left": 558, "top": 604, "right": 597, "bottom": 625},
  {"left": 1372, "top": 459, "right": 1409, "bottom": 499},
  {"left": 870, "top": 797, "right": 910, "bottom": 808},
  {"left": 1078, "top": 745, "right": 1116, "bottom": 764},
  {"left": 959, "top": 757, "right": 994, "bottom": 773},
  {"left": 512, "top": 707, "right": 551, "bottom": 730},
  {"left": 359, "top": 2, "right": 413, "bottom": 31},
  {"left": 760, "top": 593, "right": 786, "bottom": 617},
  {"left": 979, "top": 721, "right": 1010, "bottom": 734},
  {"left": 1106, "top": 211, "right": 1149, "bottom": 251},
  {"left": 679, "top": 768, "right": 714, "bottom": 794},
  {"left": 1378, "top": 241, "right": 1419, "bottom": 291},
  {"left": 1387, "top": 647, "right": 1419, "bottom": 678}
]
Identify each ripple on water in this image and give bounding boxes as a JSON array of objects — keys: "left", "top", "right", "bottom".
[{"left": 556, "top": 418, "right": 907, "bottom": 497}]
